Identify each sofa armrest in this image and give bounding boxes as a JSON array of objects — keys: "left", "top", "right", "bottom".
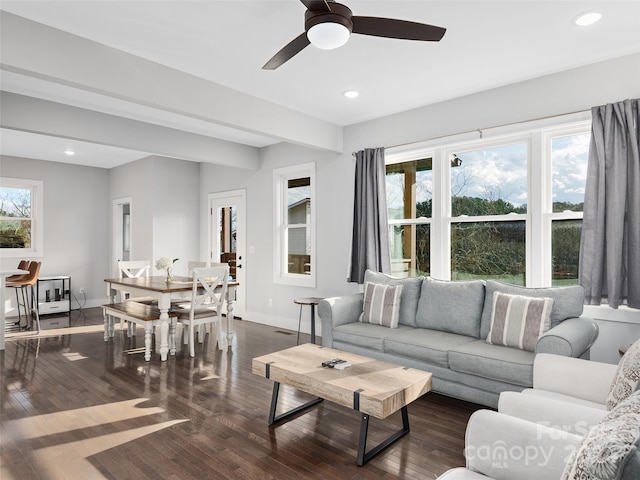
[
  {"left": 498, "top": 391, "right": 606, "bottom": 435},
  {"left": 535, "top": 316, "right": 599, "bottom": 358},
  {"left": 464, "top": 410, "right": 582, "bottom": 480},
  {"left": 318, "top": 294, "right": 363, "bottom": 347},
  {"left": 532, "top": 353, "right": 618, "bottom": 404}
]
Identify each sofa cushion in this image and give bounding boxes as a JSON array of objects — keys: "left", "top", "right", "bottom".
[
  {"left": 384, "top": 328, "right": 477, "bottom": 369},
  {"left": 480, "top": 280, "right": 584, "bottom": 339},
  {"left": 562, "top": 390, "right": 640, "bottom": 480},
  {"left": 448, "top": 339, "right": 535, "bottom": 387},
  {"left": 606, "top": 338, "right": 640, "bottom": 410},
  {"left": 332, "top": 323, "right": 414, "bottom": 352},
  {"left": 359, "top": 281, "right": 402, "bottom": 328},
  {"left": 415, "top": 277, "right": 485, "bottom": 338},
  {"left": 486, "top": 292, "right": 553, "bottom": 351},
  {"left": 364, "top": 269, "right": 423, "bottom": 327}
]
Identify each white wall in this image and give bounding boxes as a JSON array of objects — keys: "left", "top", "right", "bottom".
[
  {"left": 109, "top": 155, "right": 200, "bottom": 278},
  {"left": 0, "top": 155, "right": 109, "bottom": 311},
  {"left": 150, "top": 156, "right": 200, "bottom": 276},
  {"left": 109, "top": 156, "right": 155, "bottom": 270},
  {"left": 345, "top": 53, "right": 640, "bottom": 152}
]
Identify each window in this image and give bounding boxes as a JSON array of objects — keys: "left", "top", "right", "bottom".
[
  {"left": 450, "top": 142, "right": 528, "bottom": 285},
  {"left": 274, "top": 163, "right": 316, "bottom": 287},
  {"left": 0, "top": 177, "right": 43, "bottom": 257},
  {"left": 386, "top": 157, "right": 432, "bottom": 277},
  {"left": 385, "top": 116, "right": 590, "bottom": 287},
  {"left": 548, "top": 130, "right": 589, "bottom": 285}
]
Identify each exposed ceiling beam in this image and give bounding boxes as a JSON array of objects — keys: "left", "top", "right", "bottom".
[
  {"left": 1, "top": 92, "right": 261, "bottom": 169},
  {"left": 0, "top": 11, "right": 343, "bottom": 154}
]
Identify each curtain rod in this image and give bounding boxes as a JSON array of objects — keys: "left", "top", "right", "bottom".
[{"left": 352, "top": 108, "right": 590, "bottom": 156}]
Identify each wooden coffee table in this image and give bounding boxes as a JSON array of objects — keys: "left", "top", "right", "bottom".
[{"left": 252, "top": 343, "right": 432, "bottom": 466}]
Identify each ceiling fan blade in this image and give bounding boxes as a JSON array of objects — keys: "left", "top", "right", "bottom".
[
  {"left": 300, "top": 0, "right": 331, "bottom": 12},
  {"left": 262, "top": 32, "right": 311, "bottom": 70},
  {"left": 352, "top": 16, "right": 446, "bottom": 42}
]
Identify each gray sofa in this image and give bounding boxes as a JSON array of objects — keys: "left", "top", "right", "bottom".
[{"left": 318, "top": 270, "right": 599, "bottom": 408}]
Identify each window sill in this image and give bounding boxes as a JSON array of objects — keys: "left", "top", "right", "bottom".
[{"left": 583, "top": 305, "right": 640, "bottom": 325}]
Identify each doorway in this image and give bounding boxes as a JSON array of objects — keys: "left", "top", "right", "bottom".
[
  {"left": 112, "top": 197, "right": 132, "bottom": 276},
  {"left": 209, "top": 190, "right": 246, "bottom": 319}
]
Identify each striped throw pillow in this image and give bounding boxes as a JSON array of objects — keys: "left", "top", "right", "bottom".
[
  {"left": 359, "top": 282, "right": 402, "bottom": 328},
  {"left": 486, "top": 292, "right": 554, "bottom": 351}
]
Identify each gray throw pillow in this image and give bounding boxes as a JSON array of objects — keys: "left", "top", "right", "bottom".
[
  {"left": 480, "top": 280, "right": 585, "bottom": 339},
  {"left": 363, "top": 270, "right": 423, "bottom": 327},
  {"left": 415, "top": 277, "right": 485, "bottom": 338},
  {"left": 359, "top": 282, "right": 402, "bottom": 328},
  {"left": 485, "top": 292, "right": 554, "bottom": 351}
]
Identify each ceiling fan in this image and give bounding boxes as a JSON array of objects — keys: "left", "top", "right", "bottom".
[{"left": 263, "top": 0, "right": 446, "bottom": 70}]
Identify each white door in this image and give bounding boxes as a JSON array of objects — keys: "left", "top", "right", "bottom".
[
  {"left": 112, "top": 197, "right": 132, "bottom": 276},
  {"left": 209, "top": 190, "right": 246, "bottom": 319}
]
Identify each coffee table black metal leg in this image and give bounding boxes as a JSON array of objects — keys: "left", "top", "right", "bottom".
[
  {"left": 356, "top": 406, "right": 410, "bottom": 466},
  {"left": 268, "top": 381, "right": 324, "bottom": 425}
]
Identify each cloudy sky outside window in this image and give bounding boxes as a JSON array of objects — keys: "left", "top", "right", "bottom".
[
  {"left": 386, "top": 131, "right": 589, "bottom": 215},
  {"left": 551, "top": 133, "right": 589, "bottom": 207},
  {"left": 453, "top": 143, "right": 528, "bottom": 210}
]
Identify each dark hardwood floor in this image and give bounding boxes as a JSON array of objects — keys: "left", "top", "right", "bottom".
[{"left": 1, "top": 308, "right": 482, "bottom": 479}]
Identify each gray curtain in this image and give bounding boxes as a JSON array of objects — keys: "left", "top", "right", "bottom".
[
  {"left": 348, "top": 147, "right": 391, "bottom": 284},
  {"left": 579, "top": 98, "right": 640, "bottom": 308}
]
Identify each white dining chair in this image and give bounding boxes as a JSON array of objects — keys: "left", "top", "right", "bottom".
[
  {"left": 116, "top": 260, "right": 153, "bottom": 334},
  {"left": 187, "top": 261, "right": 208, "bottom": 272},
  {"left": 170, "top": 261, "right": 210, "bottom": 309},
  {"left": 175, "top": 266, "right": 229, "bottom": 357}
]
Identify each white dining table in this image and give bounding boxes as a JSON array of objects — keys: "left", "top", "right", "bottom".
[
  {"left": 104, "top": 275, "right": 238, "bottom": 361},
  {"left": 1, "top": 268, "right": 29, "bottom": 350}
]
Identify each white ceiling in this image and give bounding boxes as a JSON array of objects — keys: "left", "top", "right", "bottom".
[{"left": 1, "top": 0, "right": 639, "bottom": 168}]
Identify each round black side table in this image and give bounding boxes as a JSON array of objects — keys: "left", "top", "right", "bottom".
[{"left": 294, "top": 297, "right": 323, "bottom": 345}]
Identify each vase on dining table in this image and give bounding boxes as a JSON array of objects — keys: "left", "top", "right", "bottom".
[{"left": 165, "top": 269, "right": 173, "bottom": 283}]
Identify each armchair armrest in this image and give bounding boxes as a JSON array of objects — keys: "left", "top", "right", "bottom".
[
  {"left": 318, "top": 293, "right": 363, "bottom": 347},
  {"left": 536, "top": 316, "right": 599, "bottom": 358},
  {"left": 464, "top": 410, "right": 582, "bottom": 480},
  {"left": 533, "top": 353, "right": 618, "bottom": 405},
  {"left": 498, "top": 391, "right": 606, "bottom": 434}
]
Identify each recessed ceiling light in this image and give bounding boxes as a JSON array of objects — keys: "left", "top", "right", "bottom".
[
  {"left": 575, "top": 12, "right": 602, "bottom": 26},
  {"left": 64, "top": 149, "right": 75, "bottom": 156},
  {"left": 343, "top": 90, "right": 359, "bottom": 99}
]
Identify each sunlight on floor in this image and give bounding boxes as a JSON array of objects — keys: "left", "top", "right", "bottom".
[
  {"left": 0, "top": 398, "right": 188, "bottom": 479},
  {"left": 4, "top": 323, "right": 105, "bottom": 341}
]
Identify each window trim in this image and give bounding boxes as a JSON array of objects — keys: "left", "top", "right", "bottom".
[
  {"left": 273, "top": 162, "right": 316, "bottom": 287},
  {"left": 0, "top": 177, "right": 43, "bottom": 258},
  {"left": 385, "top": 113, "right": 591, "bottom": 287}
]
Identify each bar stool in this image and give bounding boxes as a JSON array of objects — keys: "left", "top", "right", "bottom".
[
  {"left": 294, "top": 297, "right": 323, "bottom": 345},
  {"left": 5, "top": 260, "right": 30, "bottom": 326},
  {"left": 6, "top": 261, "right": 41, "bottom": 332}
]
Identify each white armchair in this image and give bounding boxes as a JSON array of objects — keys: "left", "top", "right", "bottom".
[
  {"left": 522, "top": 352, "right": 617, "bottom": 409},
  {"left": 437, "top": 409, "right": 582, "bottom": 480},
  {"left": 499, "top": 337, "right": 640, "bottom": 433},
  {"left": 440, "top": 345, "right": 640, "bottom": 480},
  {"left": 495, "top": 353, "right": 617, "bottom": 434}
]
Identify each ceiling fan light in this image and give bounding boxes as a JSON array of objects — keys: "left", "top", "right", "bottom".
[{"left": 307, "top": 22, "right": 350, "bottom": 50}]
